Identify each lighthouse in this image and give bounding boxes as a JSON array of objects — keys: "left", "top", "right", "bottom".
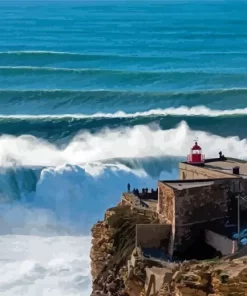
[{"left": 187, "top": 141, "right": 205, "bottom": 165}]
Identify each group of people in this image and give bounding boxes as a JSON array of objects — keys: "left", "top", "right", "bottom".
[
  {"left": 132, "top": 188, "right": 140, "bottom": 196},
  {"left": 127, "top": 183, "right": 156, "bottom": 196}
]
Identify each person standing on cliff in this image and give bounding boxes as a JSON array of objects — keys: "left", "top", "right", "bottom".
[{"left": 127, "top": 183, "right": 130, "bottom": 192}]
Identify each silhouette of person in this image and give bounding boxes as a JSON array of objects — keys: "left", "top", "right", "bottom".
[{"left": 127, "top": 183, "right": 130, "bottom": 193}]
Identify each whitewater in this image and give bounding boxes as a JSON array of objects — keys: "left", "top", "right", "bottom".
[
  {"left": 1, "top": 105, "right": 247, "bottom": 119},
  {"left": 1, "top": 1, "right": 247, "bottom": 295}
]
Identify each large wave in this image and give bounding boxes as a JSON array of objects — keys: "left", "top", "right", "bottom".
[
  {"left": 2, "top": 1, "right": 247, "bottom": 295},
  {"left": 1, "top": 121, "right": 247, "bottom": 295},
  {"left": 1, "top": 66, "right": 246, "bottom": 91},
  {"left": 2, "top": 120, "right": 246, "bottom": 232},
  {"left": 0, "top": 89, "right": 247, "bottom": 115},
  {"left": 1, "top": 51, "right": 246, "bottom": 74},
  {"left": 0, "top": 121, "right": 246, "bottom": 168},
  {"left": 0, "top": 162, "right": 160, "bottom": 295}
]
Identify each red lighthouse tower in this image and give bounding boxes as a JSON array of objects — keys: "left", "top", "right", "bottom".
[{"left": 187, "top": 141, "right": 205, "bottom": 165}]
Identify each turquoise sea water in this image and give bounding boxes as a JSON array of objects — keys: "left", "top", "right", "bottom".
[
  {"left": 1, "top": 1, "right": 247, "bottom": 295},
  {"left": 1, "top": 1, "right": 247, "bottom": 139}
]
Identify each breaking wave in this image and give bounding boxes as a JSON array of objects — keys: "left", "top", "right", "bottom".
[
  {"left": 2, "top": 1, "right": 247, "bottom": 295},
  {"left": 0, "top": 121, "right": 246, "bottom": 168},
  {"left": 1, "top": 106, "right": 247, "bottom": 119},
  {"left": 0, "top": 234, "right": 92, "bottom": 296},
  {"left": 0, "top": 160, "right": 158, "bottom": 295},
  {"left": 0, "top": 120, "right": 246, "bottom": 239},
  {"left": 1, "top": 88, "right": 247, "bottom": 115}
]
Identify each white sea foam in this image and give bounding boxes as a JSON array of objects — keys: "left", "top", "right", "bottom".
[
  {"left": 0, "top": 235, "right": 91, "bottom": 296},
  {"left": 0, "top": 105, "right": 246, "bottom": 120},
  {"left": 0, "top": 162, "right": 160, "bottom": 295},
  {"left": 0, "top": 121, "right": 245, "bottom": 168}
]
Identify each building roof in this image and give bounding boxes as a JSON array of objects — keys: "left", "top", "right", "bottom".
[
  {"left": 192, "top": 142, "right": 202, "bottom": 150},
  {"left": 160, "top": 180, "right": 215, "bottom": 190},
  {"left": 204, "top": 157, "right": 247, "bottom": 178},
  {"left": 181, "top": 156, "right": 247, "bottom": 178}
]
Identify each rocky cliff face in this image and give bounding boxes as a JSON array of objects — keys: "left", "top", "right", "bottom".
[
  {"left": 157, "top": 258, "right": 247, "bottom": 296},
  {"left": 90, "top": 204, "right": 247, "bottom": 296},
  {"left": 90, "top": 205, "right": 159, "bottom": 296}
]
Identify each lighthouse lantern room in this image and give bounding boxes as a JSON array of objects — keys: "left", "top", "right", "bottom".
[{"left": 187, "top": 141, "right": 205, "bottom": 164}]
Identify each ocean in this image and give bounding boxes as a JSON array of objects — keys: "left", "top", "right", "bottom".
[{"left": 0, "top": 0, "right": 247, "bottom": 295}]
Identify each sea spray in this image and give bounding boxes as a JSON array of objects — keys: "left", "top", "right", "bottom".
[{"left": 0, "top": 122, "right": 245, "bottom": 168}]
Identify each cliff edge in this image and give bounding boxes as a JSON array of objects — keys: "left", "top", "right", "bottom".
[
  {"left": 90, "top": 205, "right": 159, "bottom": 296},
  {"left": 90, "top": 204, "right": 247, "bottom": 296}
]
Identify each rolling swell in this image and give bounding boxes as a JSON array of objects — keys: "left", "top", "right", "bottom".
[
  {"left": 1, "top": 116, "right": 247, "bottom": 142},
  {"left": 1, "top": 66, "right": 246, "bottom": 75},
  {"left": 1, "top": 51, "right": 247, "bottom": 70},
  {"left": 0, "top": 88, "right": 247, "bottom": 112},
  {"left": 2, "top": 66, "right": 246, "bottom": 91},
  {"left": 0, "top": 50, "right": 188, "bottom": 62}
]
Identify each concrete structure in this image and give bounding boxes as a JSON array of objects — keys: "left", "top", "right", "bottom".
[
  {"left": 136, "top": 224, "right": 171, "bottom": 250},
  {"left": 205, "top": 230, "right": 238, "bottom": 255}
]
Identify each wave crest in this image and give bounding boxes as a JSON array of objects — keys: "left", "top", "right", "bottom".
[
  {"left": 0, "top": 121, "right": 245, "bottom": 168},
  {"left": 1, "top": 105, "right": 247, "bottom": 120}
]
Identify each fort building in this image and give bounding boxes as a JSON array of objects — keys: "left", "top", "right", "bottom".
[
  {"left": 122, "top": 141, "right": 247, "bottom": 260},
  {"left": 91, "top": 142, "right": 247, "bottom": 296}
]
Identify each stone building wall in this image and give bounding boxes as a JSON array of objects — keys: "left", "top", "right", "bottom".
[
  {"left": 179, "top": 162, "right": 237, "bottom": 180},
  {"left": 175, "top": 183, "right": 229, "bottom": 226},
  {"left": 174, "top": 182, "right": 231, "bottom": 253},
  {"left": 157, "top": 182, "right": 176, "bottom": 256},
  {"left": 157, "top": 182, "right": 175, "bottom": 224},
  {"left": 158, "top": 178, "right": 242, "bottom": 255}
]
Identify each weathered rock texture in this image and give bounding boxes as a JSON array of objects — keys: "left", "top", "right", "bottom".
[
  {"left": 90, "top": 205, "right": 159, "bottom": 296},
  {"left": 90, "top": 203, "right": 247, "bottom": 296},
  {"left": 156, "top": 258, "right": 247, "bottom": 296}
]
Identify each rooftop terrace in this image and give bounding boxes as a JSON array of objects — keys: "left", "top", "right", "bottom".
[
  {"left": 159, "top": 176, "right": 240, "bottom": 190},
  {"left": 161, "top": 180, "right": 215, "bottom": 190},
  {"left": 203, "top": 157, "right": 247, "bottom": 178}
]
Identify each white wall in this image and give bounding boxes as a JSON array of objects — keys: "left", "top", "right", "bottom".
[{"left": 205, "top": 230, "right": 238, "bottom": 255}]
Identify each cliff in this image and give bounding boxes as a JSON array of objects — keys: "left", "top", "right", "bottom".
[
  {"left": 90, "top": 205, "right": 159, "bottom": 295},
  {"left": 90, "top": 204, "right": 247, "bottom": 296}
]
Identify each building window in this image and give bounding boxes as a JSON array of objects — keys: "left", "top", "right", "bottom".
[{"left": 182, "top": 172, "right": 186, "bottom": 180}]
